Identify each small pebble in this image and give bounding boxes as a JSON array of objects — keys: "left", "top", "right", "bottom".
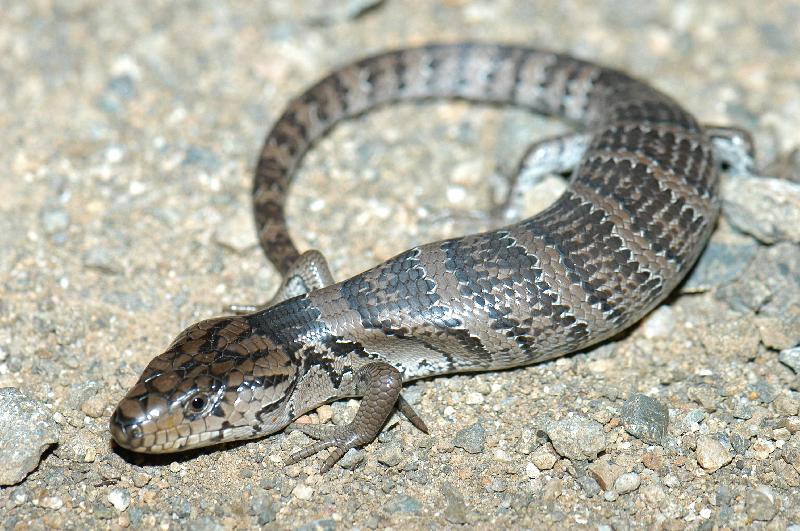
[
  {"left": 642, "top": 450, "right": 664, "bottom": 471},
  {"left": 779, "top": 346, "right": 800, "bottom": 374},
  {"left": 745, "top": 486, "right": 778, "bottom": 522},
  {"left": 377, "top": 445, "right": 403, "bottom": 467},
  {"left": 587, "top": 460, "right": 623, "bottom": 491},
  {"left": 338, "top": 448, "right": 366, "bottom": 470},
  {"left": 385, "top": 495, "right": 422, "bottom": 514},
  {"left": 695, "top": 435, "right": 733, "bottom": 473},
  {"left": 465, "top": 392, "right": 485, "bottom": 405},
  {"left": 614, "top": 472, "right": 641, "bottom": 494},
  {"left": 525, "top": 462, "right": 541, "bottom": 479},
  {"left": 576, "top": 476, "right": 600, "bottom": 498},
  {"left": 542, "top": 479, "right": 562, "bottom": 502},
  {"left": 620, "top": 394, "right": 669, "bottom": 444},
  {"left": 530, "top": 443, "right": 558, "bottom": 470},
  {"left": 542, "top": 415, "right": 606, "bottom": 461},
  {"left": 108, "top": 489, "right": 131, "bottom": 512},
  {"left": 292, "top": 484, "right": 314, "bottom": 501},
  {"left": 639, "top": 483, "right": 666, "bottom": 507},
  {"left": 452, "top": 423, "right": 485, "bottom": 454}
]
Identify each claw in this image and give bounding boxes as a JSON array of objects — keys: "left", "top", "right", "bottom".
[{"left": 286, "top": 424, "right": 363, "bottom": 473}]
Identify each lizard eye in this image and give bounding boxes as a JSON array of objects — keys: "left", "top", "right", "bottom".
[{"left": 186, "top": 393, "right": 209, "bottom": 414}]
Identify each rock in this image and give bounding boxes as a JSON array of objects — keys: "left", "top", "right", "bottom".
[
  {"left": 542, "top": 479, "right": 562, "bottom": 503},
  {"left": 750, "top": 438, "right": 776, "bottom": 460},
  {"left": 295, "top": 519, "right": 336, "bottom": 531},
  {"left": 750, "top": 380, "right": 779, "bottom": 404},
  {"left": 780, "top": 346, "right": 800, "bottom": 374},
  {"left": 40, "top": 207, "right": 70, "bottom": 235},
  {"left": 687, "top": 385, "right": 722, "bottom": 412},
  {"left": 722, "top": 174, "right": 800, "bottom": 244},
  {"left": 774, "top": 395, "right": 799, "bottom": 416},
  {"left": 620, "top": 394, "right": 669, "bottom": 444},
  {"left": 757, "top": 312, "right": 800, "bottom": 350},
  {"left": 465, "top": 392, "right": 484, "bottom": 405},
  {"left": 696, "top": 319, "right": 760, "bottom": 363},
  {"left": 695, "top": 435, "right": 733, "bottom": 473},
  {"left": 377, "top": 444, "right": 402, "bottom": 467},
  {"left": 107, "top": 489, "right": 131, "bottom": 512},
  {"left": 576, "top": 475, "right": 600, "bottom": 498},
  {"left": 338, "top": 448, "right": 365, "bottom": 470},
  {"left": 525, "top": 462, "right": 540, "bottom": 479},
  {"left": 441, "top": 483, "right": 468, "bottom": 524},
  {"left": 542, "top": 415, "right": 606, "bottom": 461},
  {"left": 682, "top": 240, "right": 758, "bottom": 292},
  {"left": 732, "top": 397, "right": 754, "bottom": 420},
  {"left": 251, "top": 495, "right": 277, "bottom": 525},
  {"left": 292, "top": 484, "right": 314, "bottom": 501},
  {"left": 639, "top": 483, "right": 666, "bottom": 507},
  {"left": 530, "top": 443, "right": 558, "bottom": 470},
  {"left": 80, "top": 394, "right": 106, "bottom": 418},
  {"left": 587, "top": 460, "right": 624, "bottom": 491},
  {"left": 642, "top": 450, "right": 664, "bottom": 471},
  {"left": 614, "top": 472, "right": 641, "bottom": 494},
  {"left": 717, "top": 243, "right": 800, "bottom": 314},
  {"left": 452, "top": 423, "right": 485, "bottom": 454},
  {"left": 641, "top": 306, "right": 676, "bottom": 338},
  {"left": 784, "top": 436, "right": 800, "bottom": 473},
  {"left": 0, "top": 388, "right": 60, "bottom": 486},
  {"left": 386, "top": 495, "right": 421, "bottom": 514},
  {"left": 745, "top": 486, "right": 779, "bottom": 522}
]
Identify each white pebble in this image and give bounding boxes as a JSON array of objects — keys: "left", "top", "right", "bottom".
[
  {"left": 465, "top": 392, "right": 484, "bottom": 405},
  {"left": 108, "top": 489, "right": 130, "bottom": 512},
  {"left": 293, "top": 484, "right": 314, "bottom": 500}
]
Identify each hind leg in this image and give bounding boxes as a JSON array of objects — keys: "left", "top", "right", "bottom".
[{"left": 493, "top": 131, "right": 592, "bottom": 221}]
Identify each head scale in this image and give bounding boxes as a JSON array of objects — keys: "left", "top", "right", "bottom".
[{"left": 110, "top": 316, "right": 297, "bottom": 453}]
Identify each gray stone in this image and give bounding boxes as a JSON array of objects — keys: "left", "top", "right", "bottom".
[
  {"left": 296, "top": 519, "right": 336, "bottom": 531},
  {"left": 614, "top": 472, "right": 641, "bottom": 494},
  {"left": 542, "top": 415, "right": 606, "bottom": 461},
  {"left": 338, "top": 448, "right": 365, "bottom": 470},
  {"left": 385, "top": 495, "right": 421, "bottom": 514},
  {"left": 0, "top": 387, "right": 60, "bottom": 486},
  {"left": 251, "top": 494, "right": 277, "bottom": 525},
  {"left": 750, "top": 380, "right": 778, "bottom": 404},
  {"left": 620, "top": 394, "right": 669, "bottom": 444},
  {"left": 189, "top": 518, "right": 225, "bottom": 531},
  {"left": 452, "top": 423, "right": 486, "bottom": 454},
  {"left": 723, "top": 175, "right": 800, "bottom": 244},
  {"left": 377, "top": 443, "right": 403, "bottom": 467},
  {"left": 745, "top": 486, "right": 779, "bottom": 521},
  {"left": 576, "top": 475, "right": 601, "bottom": 498},
  {"left": 780, "top": 346, "right": 800, "bottom": 374},
  {"left": 40, "top": 207, "right": 70, "bottom": 234},
  {"left": 683, "top": 240, "right": 758, "bottom": 292}
]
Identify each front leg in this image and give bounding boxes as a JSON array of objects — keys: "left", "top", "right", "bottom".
[
  {"left": 287, "top": 362, "right": 428, "bottom": 473},
  {"left": 229, "top": 249, "right": 335, "bottom": 313}
]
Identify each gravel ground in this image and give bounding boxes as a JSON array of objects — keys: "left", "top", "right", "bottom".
[{"left": 2, "top": 1, "right": 800, "bottom": 529}]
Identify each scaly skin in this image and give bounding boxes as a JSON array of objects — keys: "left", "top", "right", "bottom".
[{"left": 110, "top": 43, "right": 755, "bottom": 472}]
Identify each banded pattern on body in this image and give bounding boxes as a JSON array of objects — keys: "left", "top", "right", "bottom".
[
  {"left": 253, "top": 43, "right": 718, "bottom": 375},
  {"left": 111, "top": 43, "right": 727, "bottom": 468}
]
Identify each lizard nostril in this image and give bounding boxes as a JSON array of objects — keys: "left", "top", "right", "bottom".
[{"left": 110, "top": 409, "right": 145, "bottom": 448}]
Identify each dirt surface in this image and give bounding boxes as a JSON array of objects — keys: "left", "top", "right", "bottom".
[{"left": 2, "top": 1, "right": 800, "bottom": 529}]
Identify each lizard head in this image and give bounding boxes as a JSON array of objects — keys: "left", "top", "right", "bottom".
[{"left": 110, "top": 315, "right": 298, "bottom": 453}]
